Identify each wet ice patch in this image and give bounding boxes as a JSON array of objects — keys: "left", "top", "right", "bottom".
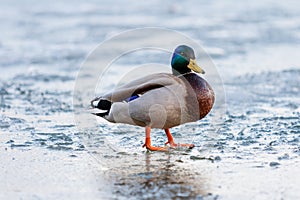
[{"left": 0, "top": 71, "right": 85, "bottom": 152}]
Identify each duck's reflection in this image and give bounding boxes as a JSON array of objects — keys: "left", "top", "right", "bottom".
[{"left": 112, "top": 152, "right": 208, "bottom": 199}]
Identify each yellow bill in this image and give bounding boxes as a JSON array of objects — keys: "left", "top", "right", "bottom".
[{"left": 187, "top": 59, "right": 205, "bottom": 74}]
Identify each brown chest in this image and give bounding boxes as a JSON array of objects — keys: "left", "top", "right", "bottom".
[{"left": 181, "top": 73, "right": 215, "bottom": 120}]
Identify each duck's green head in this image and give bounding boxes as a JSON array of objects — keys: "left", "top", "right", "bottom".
[{"left": 171, "top": 45, "right": 205, "bottom": 76}]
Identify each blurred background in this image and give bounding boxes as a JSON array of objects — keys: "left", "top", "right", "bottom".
[
  {"left": 1, "top": 0, "right": 299, "bottom": 199},
  {"left": 1, "top": 0, "right": 299, "bottom": 79}
]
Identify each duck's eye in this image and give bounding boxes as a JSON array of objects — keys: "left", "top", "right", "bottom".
[{"left": 180, "top": 52, "right": 184, "bottom": 56}]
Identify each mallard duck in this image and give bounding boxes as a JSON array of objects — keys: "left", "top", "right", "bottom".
[{"left": 91, "top": 45, "right": 215, "bottom": 151}]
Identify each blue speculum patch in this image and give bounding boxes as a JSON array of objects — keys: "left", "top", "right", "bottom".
[{"left": 126, "top": 95, "right": 140, "bottom": 102}]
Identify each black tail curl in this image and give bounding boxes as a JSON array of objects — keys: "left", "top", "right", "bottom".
[{"left": 91, "top": 97, "right": 112, "bottom": 117}]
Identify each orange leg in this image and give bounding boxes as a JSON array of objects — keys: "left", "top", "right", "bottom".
[
  {"left": 142, "top": 127, "right": 168, "bottom": 151},
  {"left": 164, "top": 129, "right": 195, "bottom": 149}
]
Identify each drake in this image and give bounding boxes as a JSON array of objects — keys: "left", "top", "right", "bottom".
[{"left": 91, "top": 45, "right": 215, "bottom": 151}]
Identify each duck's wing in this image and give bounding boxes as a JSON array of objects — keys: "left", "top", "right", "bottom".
[
  {"left": 90, "top": 73, "right": 181, "bottom": 117},
  {"left": 100, "top": 73, "right": 180, "bottom": 102}
]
